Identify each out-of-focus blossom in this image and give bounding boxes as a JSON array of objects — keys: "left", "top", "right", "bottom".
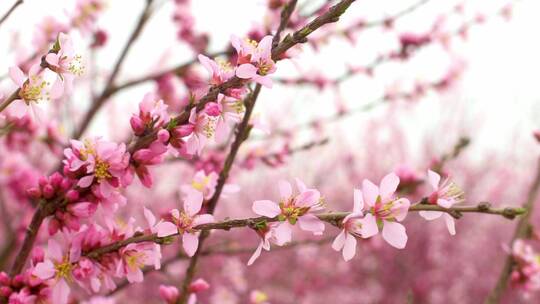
[
  {"left": 46, "top": 33, "right": 85, "bottom": 94},
  {"left": 419, "top": 170, "right": 464, "bottom": 235},
  {"left": 8, "top": 64, "right": 62, "bottom": 119}
]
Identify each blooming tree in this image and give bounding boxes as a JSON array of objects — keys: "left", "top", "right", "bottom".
[{"left": 0, "top": 0, "right": 538, "bottom": 303}]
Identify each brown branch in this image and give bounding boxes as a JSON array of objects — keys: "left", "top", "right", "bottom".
[
  {"left": 0, "top": 0, "right": 23, "bottom": 28},
  {"left": 83, "top": 202, "right": 526, "bottom": 260},
  {"left": 176, "top": 83, "right": 263, "bottom": 304},
  {"left": 485, "top": 158, "right": 540, "bottom": 304},
  {"left": 108, "top": 50, "right": 231, "bottom": 94},
  {"left": 0, "top": 89, "right": 20, "bottom": 114},
  {"left": 9, "top": 200, "right": 47, "bottom": 275},
  {"left": 73, "top": 0, "right": 155, "bottom": 139}
]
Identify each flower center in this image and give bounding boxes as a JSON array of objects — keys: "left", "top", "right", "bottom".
[
  {"left": 191, "top": 176, "right": 210, "bottom": 191},
  {"left": 175, "top": 211, "right": 194, "bottom": 233},
  {"left": 126, "top": 252, "right": 145, "bottom": 271},
  {"left": 258, "top": 62, "right": 273, "bottom": 76},
  {"left": 19, "top": 77, "right": 49, "bottom": 103},
  {"left": 68, "top": 54, "right": 85, "bottom": 76},
  {"left": 55, "top": 259, "right": 73, "bottom": 281},
  {"left": 94, "top": 159, "right": 111, "bottom": 180}
]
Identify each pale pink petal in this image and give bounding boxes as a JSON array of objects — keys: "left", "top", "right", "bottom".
[
  {"left": 155, "top": 221, "right": 178, "bottom": 237},
  {"left": 359, "top": 213, "right": 379, "bottom": 238},
  {"left": 183, "top": 233, "right": 199, "bottom": 257},
  {"left": 379, "top": 172, "right": 399, "bottom": 200},
  {"left": 362, "top": 179, "right": 379, "bottom": 206},
  {"left": 52, "top": 279, "right": 70, "bottom": 304},
  {"left": 126, "top": 267, "right": 144, "bottom": 283},
  {"left": 253, "top": 74, "right": 273, "bottom": 88},
  {"left": 382, "top": 221, "right": 407, "bottom": 249},
  {"left": 143, "top": 207, "right": 156, "bottom": 227},
  {"left": 392, "top": 198, "right": 410, "bottom": 222},
  {"left": 437, "top": 198, "right": 453, "bottom": 209},
  {"left": 197, "top": 54, "right": 214, "bottom": 74},
  {"left": 247, "top": 240, "right": 264, "bottom": 266},
  {"left": 295, "top": 190, "right": 320, "bottom": 208},
  {"left": 9, "top": 66, "right": 25, "bottom": 87},
  {"left": 278, "top": 180, "right": 292, "bottom": 200},
  {"left": 235, "top": 64, "right": 258, "bottom": 79},
  {"left": 343, "top": 233, "right": 357, "bottom": 261},
  {"left": 46, "top": 53, "right": 60, "bottom": 67},
  {"left": 8, "top": 100, "right": 27, "bottom": 118},
  {"left": 332, "top": 230, "right": 346, "bottom": 251},
  {"left": 50, "top": 79, "right": 64, "bottom": 99},
  {"left": 192, "top": 214, "right": 214, "bottom": 226},
  {"left": 77, "top": 175, "right": 94, "bottom": 188},
  {"left": 274, "top": 222, "right": 292, "bottom": 245},
  {"left": 48, "top": 239, "right": 63, "bottom": 261},
  {"left": 419, "top": 210, "right": 443, "bottom": 220},
  {"left": 444, "top": 213, "right": 456, "bottom": 235},
  {"left": 171, "top": 209, "right": 180, "bottom": 220},
  {"left": 353, "top": 189, "right": 364, "bottom": 213},
  {"left": 33, "top": 260, "right": 55, "bottom": 279},
  {"left": 427, "top": 170, "right": 441, "bottom": 190},
  {"left": 184, "top": 191, "right": 203, "bottom": 216},
  {"left": 257, "top": 35, "right": 273, "bottom": 59},
  {"left": 252, "top": 200, "right": 281, "bottom": 218},
  {"left": 295, "top": 178, "right": 307, "bottom": 192},
  {"left": 298, "top": 214, "right": 325, "bottom": 235}
]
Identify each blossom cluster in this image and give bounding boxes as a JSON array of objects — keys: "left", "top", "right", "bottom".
[{"left": 249, "top": 170, "right": 464, "bottom": 264}]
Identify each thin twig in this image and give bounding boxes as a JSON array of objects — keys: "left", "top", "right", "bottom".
[
  {"left": 82, "top": 202, "right": 526, "bottom": 260},
  {"left": 485, "top": 158, "right": 540, "bottom": 304},
  {"left": 73, "top": 0, "right": 155, "bottom": 139},
  {"left": 0, "top": 0, "right": 23, "bottom": 28}
]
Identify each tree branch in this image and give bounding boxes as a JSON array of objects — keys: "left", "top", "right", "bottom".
[
  {"left": 0, "top": 0, "right": 23, "bottom": 28},
  {"left": 485, "top": 158, "right": 540, "bottom": 303},
  {"left": 74, "top": 0, "right": 155, "bottom": 139},
  {"left": 82, "top": 202, "right": 526, "bottom": 260}
]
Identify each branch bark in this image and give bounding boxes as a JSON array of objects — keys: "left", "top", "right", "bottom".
[
  {"left": 83, "top": 202, "right": 526, "bottom": 260},
  {"left": 485, "top": 158, "right": 540, "bottom": 303},
  {"left": 0, "top": 0, "right": 23, "bottom": 28}
]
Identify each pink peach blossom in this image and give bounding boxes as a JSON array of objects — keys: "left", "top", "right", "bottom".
[{"left": 357, "top": 173, "right": 410, "bottom": 249}]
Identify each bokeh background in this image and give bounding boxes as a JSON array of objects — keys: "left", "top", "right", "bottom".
[{"left": 1, "top": 0, "right": 539, "bottom": 303}]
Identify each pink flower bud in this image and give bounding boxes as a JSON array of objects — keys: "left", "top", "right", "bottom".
[
  {"left": 204, "top": 102, "right": 221, "bottom": 116},
  {"left": 31, "top": 247, "right": 45, "bottom": 264},
  {"left": 91, "top": 29, "right": 108, "bottom": 49},
  {"left": 60, "top": 179, "right": 72, "bottom": 191},
  {"left": 0, "top": 272, "right": 10, "bottom": 285},
  {"left": 27, "top": 187, "right": 42, "bottom": 199},
  {"left": 157, "top": 129, "right": 170, "bottom": 143},
  {"left": 189, "top": 278, "right": 210, "bottom": 293},
  {"left": 66, "top": 190, "right": 80, "bottom": 202},
  {"left": 50, "top": 172, "right": 63, "bottom": 188},
  {"left": 534, "top": 130, "right": 540, "bottom": 143},
  {"left": 42, "top": 184, "right": 55, "bottom": 199},
  {"left": 11, "top": 275, "right": 23, "bottom": 288},
  {"left": 48, "top": 218, "right": 60, "bottom": 235},
  {"left": 130, "top": 116, "right": 145, "bottom": 135},
  {"left": 172, "top": 124, "right": 194, "bottom": 138},
  {"left": 0, "top": 286, "right": 12, "bottom": 297},
  {"left": 68, "top": 202, "right": 96, "bottom": 218},
  {"left": 38, "top": 176, "right": 48, "bottom": 187},
  {"left": 159, "top": 285, "right": 179, "bottom": 303}
]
